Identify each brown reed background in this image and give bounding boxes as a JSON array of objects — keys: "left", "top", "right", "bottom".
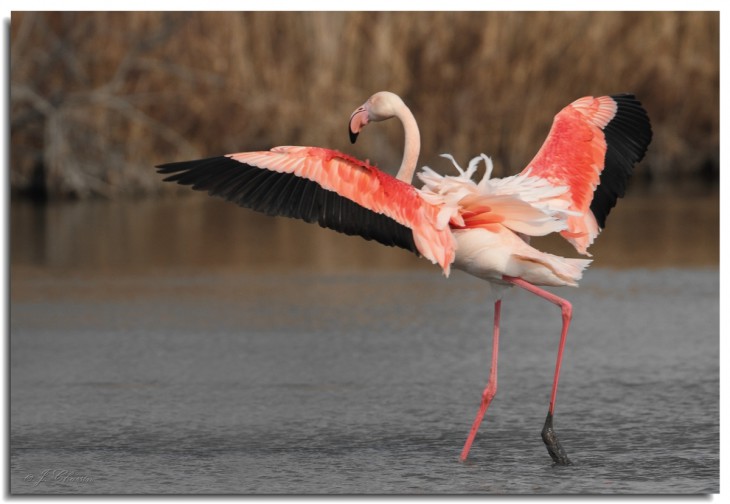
[{"left": 10, "top": 11, "right": 719, "bottom": 199}]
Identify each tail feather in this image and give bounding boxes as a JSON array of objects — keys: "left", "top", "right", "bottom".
[{"left": 512, "top": 244, "right": 592, "bottom": 286}]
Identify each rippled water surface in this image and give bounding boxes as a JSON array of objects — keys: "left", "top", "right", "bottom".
[{"left": 9, "top": 194, "right": 719, "bottom": 494}]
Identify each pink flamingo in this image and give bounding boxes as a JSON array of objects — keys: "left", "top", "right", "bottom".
[{"left": 157, "top": 91, "right": 652, "bottom": 465}]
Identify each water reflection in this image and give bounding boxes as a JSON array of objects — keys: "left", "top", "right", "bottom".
[{"left": 10, "top": 187, "right": 719, "bottom": 274}]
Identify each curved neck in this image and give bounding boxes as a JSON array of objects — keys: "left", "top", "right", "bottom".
[{"left": 394, "top": 103, "right": 420, "bottom": 184}]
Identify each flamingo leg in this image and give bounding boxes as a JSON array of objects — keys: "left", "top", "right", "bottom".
[
  {"left": 460, "top": 299, "right": 501, "bottom": 462},
  {"left": 503, "top": 275, "right": 572, "bottom": 465}
]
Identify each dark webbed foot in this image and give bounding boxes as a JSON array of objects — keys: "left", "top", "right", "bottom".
[{"left": 541, "top": 412, "right": 572, "bottom": 465}]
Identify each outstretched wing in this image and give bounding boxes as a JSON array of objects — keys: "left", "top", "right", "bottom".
[
  {"left": 157, "top": 146, "right": 455, "bottom": 274},
  {"left": 522, "top": 94, "right": 652, "bottom": 254}
]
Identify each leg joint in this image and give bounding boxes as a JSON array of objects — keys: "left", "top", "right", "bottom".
[{"left": 561, "top": 300, "right": 572, "bottom": 321}]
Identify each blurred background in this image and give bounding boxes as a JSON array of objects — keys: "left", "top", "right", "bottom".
[{"left": 10, "top": 11, "right": 719, "bottom": 272}]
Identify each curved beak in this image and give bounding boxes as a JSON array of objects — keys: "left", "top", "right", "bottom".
[{"left": 348, "top": 106, "right": 369, "bottom": 144}]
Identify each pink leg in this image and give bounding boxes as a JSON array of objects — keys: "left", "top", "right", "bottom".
[
  {"left": 460, "top": 299, "right": 501, "bottom": 462},
  {"left": 503, "top": 275, "right": 572, "bottom": 465}
]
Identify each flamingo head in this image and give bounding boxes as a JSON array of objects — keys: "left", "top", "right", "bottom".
[{"left": 348, "top": 91, "right": 405, "bottom": 144}]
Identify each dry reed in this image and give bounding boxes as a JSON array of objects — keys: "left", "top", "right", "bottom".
[{"left": 10, "top": 11, "right": 719, "bottom": 199}]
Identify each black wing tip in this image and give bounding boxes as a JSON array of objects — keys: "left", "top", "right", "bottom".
[
  {"left": 156, "top": 156, "right": 230, "bottom": 174},
  {"left": 154, "top": 152, "right": 419, "bottom": 256},
  {"left": 609, "top": 93, "right": 653, "bottom": 158},
  {"left": 610, "top": 92, "right": 636, "bottom": 101},
  {"left": 590, "top": 93, "right": 653, "bottom": 229},
  {"left": 155, "top": 156, "right": 244, "bottom": 186}
]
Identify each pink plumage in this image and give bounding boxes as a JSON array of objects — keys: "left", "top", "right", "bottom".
[
  {"left": 157, "top": 91, "right": 651, "bottom": 465},
  {"left": 228, "top": 146, "right": 456, "bottom": 273}
]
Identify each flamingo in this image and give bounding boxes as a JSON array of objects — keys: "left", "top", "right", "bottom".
[{"left": 157, "top": 91, "right": 652, "bottom": 465}]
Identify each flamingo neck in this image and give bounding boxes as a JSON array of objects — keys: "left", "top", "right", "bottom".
[{"left": 395, "top": 104, "right": 420, "bottom": 184}]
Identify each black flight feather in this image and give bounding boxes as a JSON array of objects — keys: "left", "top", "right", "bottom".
[
  {"left": 157, "top": 156, "right": 419, "bottom": 255},
  {"left": 591, "top": 94, "right": 653, "bottom": 228}
]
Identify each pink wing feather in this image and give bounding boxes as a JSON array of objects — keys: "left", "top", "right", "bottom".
[
  {"left": 158, "top": 146, "right": 456, "bottom": 274},
  {"left": 522, "top": 94, "right": 652, "bottom": 255}
]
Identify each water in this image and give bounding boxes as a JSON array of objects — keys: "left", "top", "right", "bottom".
[
  {"left": 9, "top": 188, "right": 720, "bottom": 272},
  {"left": 9, "top": 193, "right": 719, "bottom": 494},
  {"left": 10, "top": 268, "right": 718, "bottom": 493}
]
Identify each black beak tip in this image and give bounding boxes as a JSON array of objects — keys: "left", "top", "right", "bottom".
[{"left": 349, "top": 130, "right": 358, "bottom": 144}]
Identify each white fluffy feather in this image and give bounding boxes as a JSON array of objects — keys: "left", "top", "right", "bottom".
[{"left": 417, "top": 154, "right": 578, "bottom": 237}]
